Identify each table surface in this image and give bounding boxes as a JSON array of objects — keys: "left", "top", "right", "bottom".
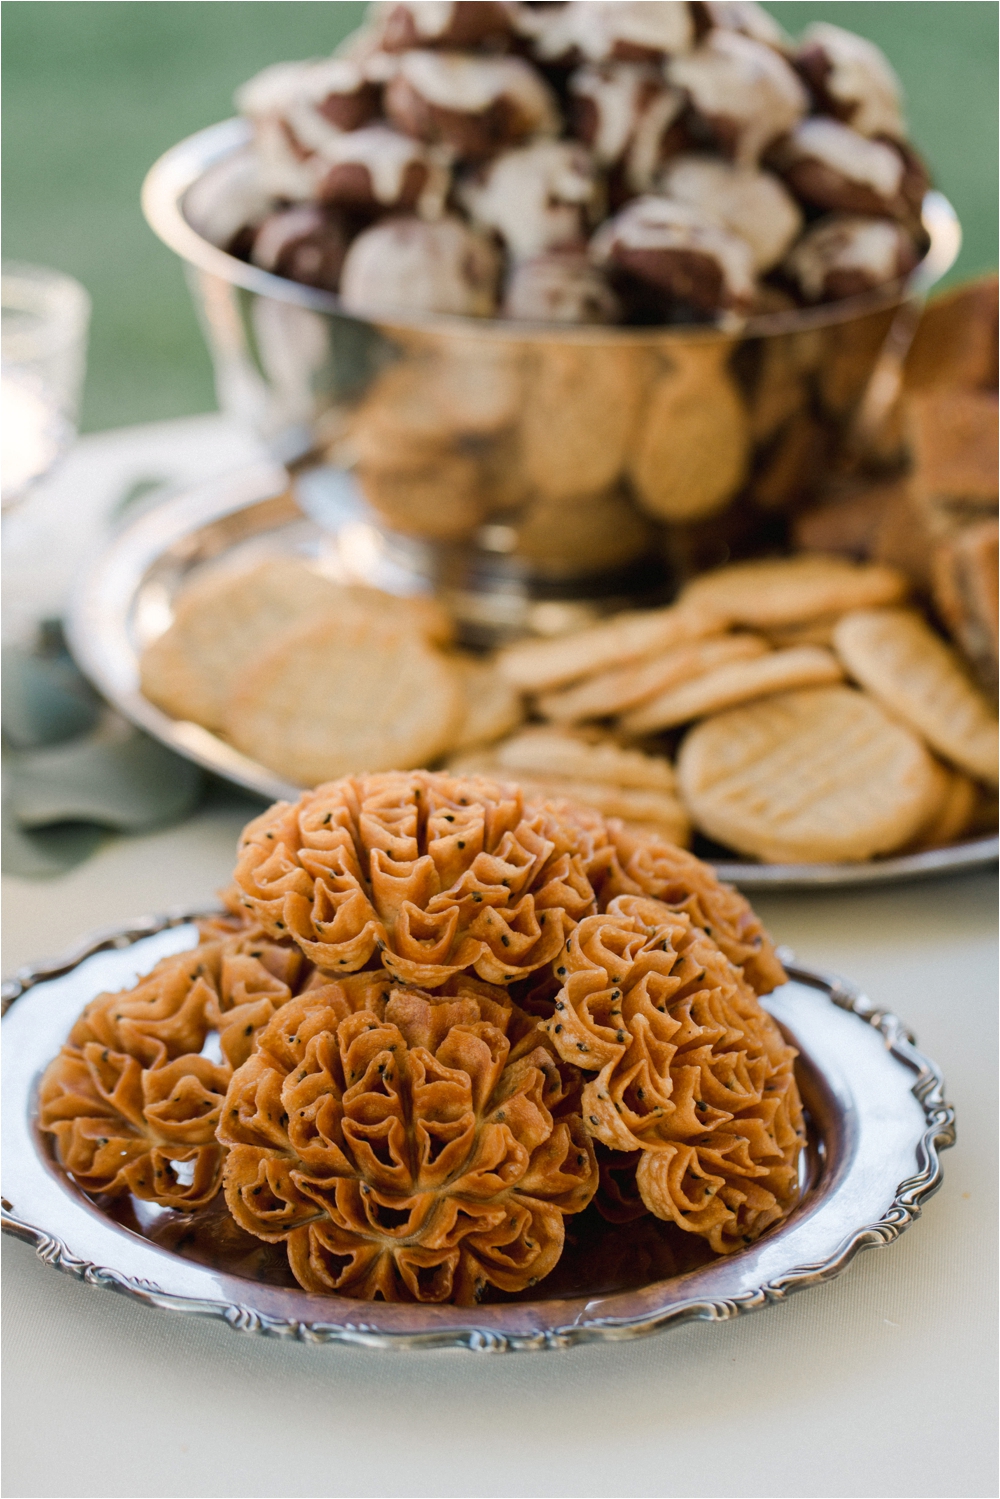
[{"left": 3, "top": 421, "right": 998, "bottom": 1499}]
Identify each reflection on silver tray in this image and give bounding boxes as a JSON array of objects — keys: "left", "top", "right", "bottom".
[
  {"left": 2, "top": 913, "right": 954, "bottom": 1352},
  {"left": 66, "top": 466, "right": 998, "bottom": 893}
]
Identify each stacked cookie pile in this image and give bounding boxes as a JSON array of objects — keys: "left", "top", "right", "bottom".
[
  {"left": 474, "top": 553, "right": 999, "bottom": 863},
  {"left": 140, "top": 556, "right": 526, "bottom": 788},
  {"left": 201, "top": 0, "right": 930, "bottom": 324},
  {"left": 39, "top": 770, "right": 803, "bottom": 1304}
]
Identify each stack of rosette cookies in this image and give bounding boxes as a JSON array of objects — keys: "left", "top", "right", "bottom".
[{"left": 39, "top": 771, "right": 804, "bottom": 1304}]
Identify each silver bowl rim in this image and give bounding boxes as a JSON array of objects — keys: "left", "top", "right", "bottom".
[
  {"left": 1, "top": 912, "right": 955, "bottom": 1352},
  {"left": 142, "top": 116, "right": 961, "bottom": 343}
]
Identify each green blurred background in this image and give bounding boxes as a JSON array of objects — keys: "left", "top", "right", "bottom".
[{"left": 3, "top": 1, "right": 997, "bottom": 433}]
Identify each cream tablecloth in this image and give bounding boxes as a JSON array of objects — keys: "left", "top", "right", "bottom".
[{"left": 2, "top": 420, "right": 997, "bottom": 1499}]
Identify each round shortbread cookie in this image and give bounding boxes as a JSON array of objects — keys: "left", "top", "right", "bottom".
[
  {"left": 902, "top": 762, "right": 978, "bottom": 852},
  {"left": 450, "top": 655, "right": 525, "bottom": 751},
  {"left": 677, "top": 685, "right": 942, "bottom": 863},
  {"left": 677, "top": 554, "right": 907, "bottom": 629},
  {"left": 621, "top": 645, "right": 843, "bottom": 735},
  {"left": 140, "top": 557, "right": 344, "bottom": 730},
  {"left": 479, "top": 726, "right": 679, "bottom": 791},
  {"left": 833, "top": 608, "right": 999, "bottom": 787},
  {"left": 223, "top": 612, "right": 465, "bottom": 786}
]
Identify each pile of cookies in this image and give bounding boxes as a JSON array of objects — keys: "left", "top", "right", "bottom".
[
  {"left": 472, "top": 552, "right": 998, "bottom": 863},
  {"left": 139, "top": 549, "right": 997, "bottom": 866},
  {"left": 39, "top": 769, "right": 804, "bottom": 1303},
  {"left": 140, "top": 556, "right": 526, "bottom": 787},
  {"left": 194, "top": 1, "right": 930, "bottom": 325}
]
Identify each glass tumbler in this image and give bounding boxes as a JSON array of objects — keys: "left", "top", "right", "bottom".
[{"left": 1, "top": 263, "right": 90, "bottom": 509}]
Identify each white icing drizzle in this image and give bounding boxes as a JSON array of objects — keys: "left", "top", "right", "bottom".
[
  {"left": 784, "top": 214, "right": 905, "bottom": 300},
  {"left": 801, "top": 22, "right": 905, "bottom": 139},
  {"left": 627, "top": 86, "right": 684, "bottom": 190},
  {"left": 668, "top": 30, "right": 808, "bottom": 164},
  {"left": 340, "top": 214, "right": 500, "bottom": 316},
  {"left": 460, "top": 139, "right": 599, "bottom": 258},
  {"left": 253, "top": 119, "right": 324, "bottom": 201},
  {"left": 785, "top": 117, "right": 903, "bottom": 197},
  {"left": 569, "top": 64, "right": 684, "bottom": 190},
  {"left": 704, "top": 2, "right": 790, "bottom": 51},
  {"left": 319, "top": 124, "right": 449, "bottom": 214},
  {"left": 658, "top": 153, "right": 802, "bottom": 271},
  {"left": 396, "top": 49, "right": 559, "bottom": 130},
  {"left": 397, "top": 2, "right": 458, "bottom": 39},
  {"left": 572, "top": 1, "right": 694, "bottom": 61},
  {"left": 591, "top": 195, "right": 756, "bottom": 302}
]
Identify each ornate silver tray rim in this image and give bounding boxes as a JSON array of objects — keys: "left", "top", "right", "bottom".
[
  {"left": 2, "top": 912, "right": 955, "bottom": 1352},
  {"left": 65, "top": 467, "right": 998, "bottom": 892}
]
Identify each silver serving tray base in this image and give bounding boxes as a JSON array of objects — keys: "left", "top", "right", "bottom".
[
  {"left": 66, "top": 466, "right": 998, "bottom": 892},
  {"left": 2, "top": 914, "right": 954, "bottom": 1352}
]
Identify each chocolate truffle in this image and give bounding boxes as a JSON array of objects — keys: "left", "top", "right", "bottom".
[
  {"left": 340, "top": 214, "right": 501, "bottom": 316},
  {"left": 669, "top": 30, "right": 808, "bottom": 165},
  {"left": 534, "top": 1, "right": 695, "bottom": 65},
  {"left": 796, "top": 21, "right": 905, "bottom": 140},
  {"left": 385, "top": 50, "right": 560, "bottom": 159},
  {"left": 503, "top": 250, "right": 622, "bottom": 322},
  {"left": 591, "top": 195, "right": 756, "bottom": 315},
  {"left": 569, "top": 63, "right": 686, "bottom": 196},
  {"left": 459, "top": 140, "right": 601, "bottom": 258},
  {"left": 658, "top": 153, "right": 802, "bottom": 271},
  {"left": 783, "top": 214, "right": 919, "bottom": 303},
  {"left": 236, "top": 58, "right": 382, "bottom": 198},
  {"left": 769, "top": 116, "right": 926, "bottom": 222},
  {"left": 693, "top": 1, "right": 791, "bottom": 49},
  {"left": 312, "top": 122, "right": 450, "bottom": 216},
  {"left": 250, "top": 204, "right": 354, "bottom": 291}
]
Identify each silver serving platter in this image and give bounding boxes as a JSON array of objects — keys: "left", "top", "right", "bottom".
[
  {"left": 66, "top": 466, "right": 998, "bottom": 892},
  {"left": 2, "top": 914, "right": 954, "bottom": 1352}
]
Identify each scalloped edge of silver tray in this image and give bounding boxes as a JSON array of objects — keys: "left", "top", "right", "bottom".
[
  {"left": 66, "top": 465, "right": 998, "bottom": 892},
  {"left": 2, "top": 912, "right": 954, "bottom": 1352}
]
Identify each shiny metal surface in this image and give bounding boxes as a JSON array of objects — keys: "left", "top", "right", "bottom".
[
  {"left": 67, "top": 466, "right": 998, "bottom": 891},
  {"left": 141, "top": 120, "right": 961, "bottom": 611},
  {"left": 1, "top": 915, "right": 955, "bottom": 1351}
]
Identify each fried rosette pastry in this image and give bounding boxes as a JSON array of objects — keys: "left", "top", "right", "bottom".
[
  {"left": 39, "top": 950, "right": 232, "bottom": 1210},
  {"left": 219, "top": 982, "right": 597, "bottom": 1302},
  {"left": 232, "top": 771, "right": 600, "bottom": 989},
  {"left": 591, "top": 822, "right": 787, "bottom": 994},
  {"left": 541, "top": 896, "right": 804, "bottom": 1254}
]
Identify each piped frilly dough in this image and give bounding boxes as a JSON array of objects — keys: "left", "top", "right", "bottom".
[
  {"left": 232, "top": 772, "right": 606, "bottom": 989},
  {"left": 218, "top": 982, "right": 597, "bottom": 1302},
  {"left": 541, "top": 895, "right": 804, "bottom": 1253}
]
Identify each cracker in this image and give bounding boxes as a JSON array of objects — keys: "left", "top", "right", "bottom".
[
  {"left": 140, "top": 558, "right": 345, "bottom": 730},
  {"left": 621, "top": 646, "right": 843, "bottom": 735},
  {"left": 478, "top": 726, "right": 678, "bottom": 791},
  {"left": 677, "top": 554, "right": 908, "bottom": 629},
  {"left": 902, "top": 762, "right": 978, "bottom": 852},
  {"left": 223, "top": 612, "right": 465, "bottom": 787},
  {"left": 833, "top": 607, "right": 999, "bottom": 786},
  {"left": 676, "top": 685, "right": 942, "bottom": 863},
  {"left": 450, "top": 655, "right": 525, "bottom": 751},
  {"left": 537, "top": 634, "right": 769, "bottom": 722},
  {"left": 496, "top": 601, "right": 723, "bottom": 693},
  {"left": 448, "top": 748, "right": 690, "bottom": 846}
]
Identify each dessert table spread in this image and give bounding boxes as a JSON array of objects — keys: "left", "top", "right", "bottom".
[{"left": 2, "top": 418, "right": 997, "bottom": 1499}]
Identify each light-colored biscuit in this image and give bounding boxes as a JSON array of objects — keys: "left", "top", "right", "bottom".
[
  {"left": 354, "top": 451, "right": 488, "bottom": 542},
  {"left": 902, "top": 762, "right": 978, "bottom": 852},
  {"left": 521, "top": 345, "right": 649, "bottom": 501},
  {"left": 762, "top": 614, "right": 842, "bottom": 649},
  {"left": 677, "top": 684, "right": 942, "bottom": 863},
  {"left": 223, "top": 612, "right": 465, "bottom": 787},
  {"left": 537, "top": 633, "right": 769, "bottom": 722},
  {"left": 677, "top": 554, "right": 908, "bottom": 628},
  {"left": 140, "top": 557, "right": 345, "bottom": 730},
  {"left": 621, "top": 646, "right": 843, "bottom": 735},
  {"left": 477, "top": 726, "right": 678, "bottom": 791},
  {"left": 833, "top": 607, "right": 999, "bottom": 786},
  {"left": 629, "top": 343, "right": 751, "bottom": 523},
  {"left": 450, "top": 655, "right": 525, "bottom": 751},
  {"left": 448, "top": 751, "right": 690, "bottom": 847},
  {"left": 496, "top": 601, "right": 723, "bottom": 693}
]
